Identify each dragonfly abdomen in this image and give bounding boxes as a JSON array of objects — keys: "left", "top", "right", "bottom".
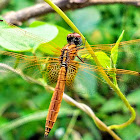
[
  {"left": 45, "top": 66, "right": 67, "bottom": 137},
  {"left": 45, "top": 33, "right": 83, "bottom": 136}
]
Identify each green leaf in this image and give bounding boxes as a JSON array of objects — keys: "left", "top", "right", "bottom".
[
  {"left": 111, "top": 30, "right": 124, "bottom": 65},
  {"left": 89, "top": 94, "right": 106, "bottom": 106},
  {"left": 83, "top": 133, "right": 94, "bottom": 140},
  {"left": 0, "top": 117, "right": 8, "bottom": 126},
  {"left": 99, "top": 98, "right": 122, "bottom": 113},
  {"left": 127, "top": 88, "right": 140, "bottom": 105},
  {"left": 32, "top": 93, "right": 51, "bottom": 108},
  {"left": 0, "top": 20, "right": 34, "bottom": 52},
  {"left": 95, "top": 51, "right": 111, "bottom": 68},
  {"left": 29, "top": 21, "right": 46, "bottom": 27},
  {"left": 18, "top": 122, "right": 39, "bottom": 139},
  {"left": 81, "top": 51, "right": 111, "bottom": 68},
  {"left": 117, "top": 124, "right": 140, "bottom": 140},
  {"left": 0, "top": 99, "right": 12, "bottom": 116},
  {"left": 105, "top": 114, "right": 128, "bottom": 126},
  {"left": 0, "top": 20, "right": 70, "bottom": 55}
]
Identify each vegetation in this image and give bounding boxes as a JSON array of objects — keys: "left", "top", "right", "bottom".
[{"left": 0, "top": 0, "right": 140, "bottom": 140}]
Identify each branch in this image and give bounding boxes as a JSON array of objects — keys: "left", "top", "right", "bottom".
[
  {"left": 0, "top": 63, "right": 121, "bottom": 140},
  {"left": 2, "top": 0, "right": 140, "bottom": 25},
  {"left": 0, "top": 0, "right": 10, "bottom": 11}
]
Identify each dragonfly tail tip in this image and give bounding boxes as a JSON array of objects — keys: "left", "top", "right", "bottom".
[
  {"left": 44, "top": 127, "right": 51, "bottom": 137},
  {"left": 44, "top": 134, "right": 49, "bottom": 138}
]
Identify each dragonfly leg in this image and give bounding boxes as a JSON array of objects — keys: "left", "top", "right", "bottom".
[
  {"left": 77, "top": 47, "right": 84, "bottom": 50},
  {"left": 77, "top": 55, "right": 84, "bottom": 63}
]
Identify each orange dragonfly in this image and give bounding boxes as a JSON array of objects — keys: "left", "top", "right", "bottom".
[{"left": 0, "top": 19, "right": 139, "bottom": 137}]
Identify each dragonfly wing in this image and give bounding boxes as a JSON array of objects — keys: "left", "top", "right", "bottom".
[
  {"left": 0, "top": 51, "right": 55, "bottom": 79},
  {"left": 45, "top": 57, "right": 60, "bottom": 84},
  {"left": 66, "top": 61, "right": 79, "bottom": 86},
  {"left": 79, "top": 44, "right": 113, "bottom": 57},
  {"left": 80, "top": 39, "right": 140, "bottom": 62},
  {"left": 77, "top": 61, "right": 140, "bottom": 83}
]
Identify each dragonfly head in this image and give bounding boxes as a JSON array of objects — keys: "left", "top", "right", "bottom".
[{"left": 67, "top": 33, "right": 82, "bottom": 46}]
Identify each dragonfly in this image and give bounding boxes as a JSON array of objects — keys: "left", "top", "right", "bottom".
[{"left": 0, "top": 19, "right": 139, "bottom": 137}]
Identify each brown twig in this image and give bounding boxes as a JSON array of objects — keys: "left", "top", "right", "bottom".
[
  {"left": 2, "top": 0, "right": 140, "bottom": 25},
  {"left": 0, "top": 0, "right": 10, "bottom": 11}
]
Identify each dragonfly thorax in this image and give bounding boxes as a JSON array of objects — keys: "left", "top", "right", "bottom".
[{"left": 60, "top": 43, "right": 80, "bottom": 68}]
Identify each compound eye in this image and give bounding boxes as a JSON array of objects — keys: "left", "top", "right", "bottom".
[
  {"left": 74, "top": 37, "right": 82, "bottom": 46},
  {"left": 73, "top": 37, "right": 79, "bottom": 45},
  {"left": 67, "top": 36, "right": 73, "bottom": 44}
]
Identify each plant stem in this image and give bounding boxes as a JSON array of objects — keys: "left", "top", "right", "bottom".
[
  {"left": 44, "top": 0, "right": 136, "bottom": 131},
  {"left": 0, "top": 63, "right": 121, "bottom": 139}
]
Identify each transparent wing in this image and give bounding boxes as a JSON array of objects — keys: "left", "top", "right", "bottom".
[
  {"left": 44, "top": 57, "right": 60, "bottom": 84},
  {"left": 0, "top": 50, "right": 139, "bottom": 94},
  {"left": 80, "top": 39, "right": 140, "bottom": 57},
  {"left": 0, "top": 51, "right": 60, "bottom": 80},
  {"left": 66, "top": 61, "right": 79, "bottom": 86}
]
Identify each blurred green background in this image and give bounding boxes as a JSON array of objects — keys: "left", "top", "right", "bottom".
[{"left": 0, "top": 0, "right": 140, "bottom": 140}]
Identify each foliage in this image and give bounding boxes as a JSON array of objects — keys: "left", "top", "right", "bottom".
[{"left": 0, "top": 0, "right": 140, "bottom": 140}]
